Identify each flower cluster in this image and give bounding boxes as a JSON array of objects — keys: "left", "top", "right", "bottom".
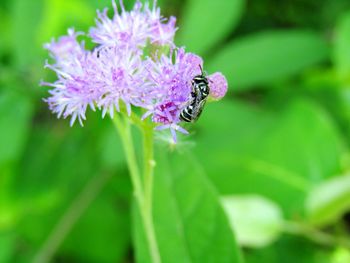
[{"left": 42, "top": 0, "right": 227, "bottom": 142}]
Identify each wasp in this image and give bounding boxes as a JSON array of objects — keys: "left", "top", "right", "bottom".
[{"left": 180, "top": 67, "right": 210, "bottom": 122}]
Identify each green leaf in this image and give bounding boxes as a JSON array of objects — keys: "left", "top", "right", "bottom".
[
  {"left": 134, "top": 150, "right": 242, "bottom": 263},
  {"left": 331, "top": 247, "right": 350, "bottom": 263},
  {"left": 194, "top": 99, "right": 344, "bottom": 218},
  {"left": 0, "top": 232, "right": 16, "bottom": 263},
  {"left": 37, "top": 0, "right": 95, "bottom": 44},
  {"left": 333, "top": 11, "right": 350, "bottom": 83},
  {"left": 207, "top": 30, "right": 329, "bottom": 91},
  {"left": 221, "top": 195, "right": 283, "bottom": 248},
  {"left": 306, "top": 173, "right": 350, "bottom": 226},
  {"left": 61, "top": 189, "right": 131, "bottom": 263},
  {"left": 176, "top": 0, "right": 245, "bottom": 55},
  {"left": 0, "top": 91, "right": 33, "bottom": 165},
  {"left": 9, "top": 117, "right": 130, "bottom": 262},
  {"left": 11, "top": 0, "right": 44, "bottom": 67},
  {"left": 0, "top": 9, "right": 11, "bottom": 56},
  {"left": 98, "top": 122, "right": 126, "bottom": 169},
  {"left": 11, "top": 0, "right": 96, "bottom": 68},
  {"left": 245, "top": 235, "right": 332, "bottom": 263}
]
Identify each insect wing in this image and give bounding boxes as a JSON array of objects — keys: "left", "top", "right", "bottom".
[{"left": 193, "top": 99, "right": 207, "bottom": 121}]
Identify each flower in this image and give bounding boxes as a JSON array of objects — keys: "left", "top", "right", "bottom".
[
  {"left": 43, "top": 42, "right": 148, "bottom": 126},
  {"left": 42, "top": 0, "right": 228, "bottom": 142},
  {"left": 44, "top": 28, "right": 85, "bottom": 68},
  {"left": 141, "top": 48, "right": 203, "bottom": 141},
  {"left": 92, "top": 46, "right": 147, "bottom": 118},
  {"left": 208, "top": 72, "right": 228, "bottom": 100},
  {"left": 89, "top": 0, "right": 177, "bottom": 50},
  {"left": 42, "top": 50, "right": 99, "bottom": 126}
]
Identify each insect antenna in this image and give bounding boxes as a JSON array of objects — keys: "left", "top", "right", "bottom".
[
  {"left": 198, "top": 64, "right": 208, "bottom": 76},
  {"left": 198, "top": 64, "right": 204, "bottom": 75}
]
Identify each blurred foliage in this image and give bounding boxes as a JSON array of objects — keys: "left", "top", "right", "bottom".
[{"left": 1, "top": 0, "right": 350, "bottom": 262}]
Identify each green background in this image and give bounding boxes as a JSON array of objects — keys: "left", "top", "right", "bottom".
[{"left": 1, "top": 0, "right": 350, "bottom": 262}]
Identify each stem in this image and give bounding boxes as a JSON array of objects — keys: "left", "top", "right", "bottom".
[
  {"left": 113, "top": 115, "right": 161, "bottom": 263},
  {"left": 33, "top": 172, "right": 112, "bottom": 263},
  {"left": 283, "top": 221, "right": 350, "bottom": 249},
  {"left": 142, "top": 124, "right": 160, "bottom": 263},
  {"left": 113, "top": 115, "right": 144, "bottom": 203},
  {"left": 143, "top": 124, "right": 155, "bottom": 215}
]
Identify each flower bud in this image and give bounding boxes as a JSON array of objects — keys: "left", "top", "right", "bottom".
[{"left": 208, "top": 72, "right": 228, "bottom": 100}]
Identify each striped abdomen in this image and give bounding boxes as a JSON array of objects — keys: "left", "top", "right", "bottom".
[{"left": 180, "top": 74, "right": 210, "bottom": 122}]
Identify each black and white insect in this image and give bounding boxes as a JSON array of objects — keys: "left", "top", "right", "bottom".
[{"left": 180, "top": 67, "right": 210, "bottom": 122}]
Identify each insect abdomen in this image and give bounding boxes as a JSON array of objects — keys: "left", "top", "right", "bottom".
[
  {"left": 180, "top": 73, "right": 210, "bottom": 123},
  {"left": 180, "top": 105, "right": 194, "bottom": 122}
]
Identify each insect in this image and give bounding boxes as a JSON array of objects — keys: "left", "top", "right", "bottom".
[{"left": 180, "top": 67, "right": 210, "bottom": 122}]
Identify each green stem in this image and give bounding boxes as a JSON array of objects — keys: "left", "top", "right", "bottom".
[
  {"left": 142, "top": 124, "right": 160, "bottom": 263},
  {"left": 283, "top": 221, "right": 350, "bottom": 249},
  {"left": 113, "top": 115, "right": 144, "bottom": 203},
  {"left": 113, "top": 115, "right": 161, "bottom": 263},
  {"left": 143, "top": 124, "right": 155, "bottom": 214},
  {"left": 33, "top": 171, "right": 112, "bottom": 263}
]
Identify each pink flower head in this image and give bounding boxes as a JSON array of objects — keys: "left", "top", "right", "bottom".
[
  {"left": 93, "top": 46, "right": 146, "bottom": 118},
  {"left": 44, "top": 28, "right": 85, "bottom": 67},
  {"left": 142, "top": 48, "right": 203, "bottom": 140},
  {"left": 42, "top": 51, "right": 101, "bottom": 126},
  {"left": 208, "top": 72, "right": 228, "bottom": 100},
  {"left": 42, "top": 0, "right": 228, "bottom": 143},
  {"left": 89, "top": 0, "right": 176, "bottom": 50}
]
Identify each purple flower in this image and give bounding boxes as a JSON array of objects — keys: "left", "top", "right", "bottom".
[
  {"left": 208, "top": 72, "right": 228, "bottom": 100},
  {"left": 92, "top": 46, "right": 147, "bottom": 118},
  {"left": 43, "top": 42, "right": 148, "bottom": 125},
  {"left": 142, "top": 48, "right": 203, "bottom": 141},
  {"left": 44, "top": 28, "right": 85, "bottom": 68},
  {"left": 42, "top": 50, "right": 99, "bottom": 126},
  {"left": 42, "top": 0, "right": 228, "bottom": 142},
  {"left": 89, "top": 0, "right": 177, "bottom": 50}
]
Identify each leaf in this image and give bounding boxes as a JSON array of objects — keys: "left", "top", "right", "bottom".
[
  {"left": 37, "top": 0, "right": 95, "bottom": 44},
  {"left": 193, "top": 99, "right": 344, "bottom": 218},
  {"left": 331, "top": 247, "right": 350, "bottom": 263},
  {"left": 9, "top": 117, "right": 131, "bottom": 262},
  {"left": 221, "top": 195, "right": 283, "bottom": 248},
  {"left": 306, "top": 173, "right": 350, "bottom": 226},
  {"left": 11, "top": 0, "right": 97, "bottom": 68},
  {"left": 176, "top": 0, "right": 245, "bottom": 55},
  {"left": 245, "top": 235, "right": 332, "bottom": 263},
  {"left": 98, "top": 122, "right": 126, "bottom": 169},
  {"left": 0, "top": 232, "right": 15, "bottom": 263},
  {"left": 333, "top": 11, "right": 350, "bottom": 83},
  {"left": 0, "top": 9, "right": 11, "bottom": 56},
  {"left": 0, "top": 91, "right": 33, "bottom": 165},
  {"left": 60, "top": 188, "right": 131, "bottom": 263},
  {"left": 133, "top": 150, "right": 242, "bottom": 263},
  {"left": 11, "top": 0, "right": 45, "bottom": 67},
  {"left": 207, "top": 30, "right": 329, "bottom": 91}
]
